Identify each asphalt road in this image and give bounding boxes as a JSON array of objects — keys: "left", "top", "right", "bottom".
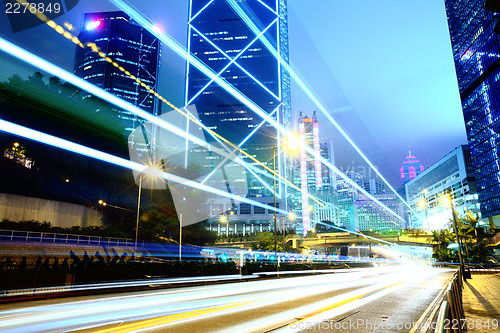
[{"left": 0, "top": 264, "right": 454, "bottom": 333}]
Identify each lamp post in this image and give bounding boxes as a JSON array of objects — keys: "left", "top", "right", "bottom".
[
  {"left": 284, "top": 212, "right": 296, "bottom": 251},
  {"left": 271, "top": 136, "right": 300, "bottom": 253},
  {"left": 220, "top": 214, "right": 228, "bottom": 238},
  {"left": 273, "top": 146, "right": 277, "bottom": 253},
  {"left": 422, "top": 189, "right": 430, "bottom": 233},
  {"left": 442, "top": 192, "right": 468, "bottom": 280},
  {"left": 98, "top": 200, "right": 133, "bottom": 211},
  {"left": 135, "top": 174, "right": 142, "bottom": 252},
  {"left": 179, "top": 213, "right": 182, "bottom": 261},
  {"left": 417, "top": 190, "right": 430, "bottom": 233},
  {"left": 307, "top": 205, "right": 315, "bottom": 234}
]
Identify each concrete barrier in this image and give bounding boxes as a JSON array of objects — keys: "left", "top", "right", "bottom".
[{"left": 0, "top": 193, "right": 102, "bottom": 228}]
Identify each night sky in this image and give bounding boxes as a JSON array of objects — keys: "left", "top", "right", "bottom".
[{"left": 0, "top": 0, "right": 467, "bottom": 188}]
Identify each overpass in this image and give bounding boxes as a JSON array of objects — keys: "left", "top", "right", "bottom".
[{"left": 215, "top": 232, "right": 435, "bottom": 253}]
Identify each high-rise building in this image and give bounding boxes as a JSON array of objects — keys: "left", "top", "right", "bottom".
[
  {"left": 186, "top": 0, "right": 291, "bottom": 231},
  {"left": 336, "top": 171, "right": 404, "bottom": 232},
  {"left": 444, "top": 1, "right": 500, "bottom": 220},
  {"left": 400, "top": 151, "right": 424, "bottom": 185},
  {"left": 406, "top": 145, "right": 481, "bottom": 230},
  {"left": 74, "top": 11, "right": 161, "bottom": 153},
  {"left": 362, "top": 178, "right": 386, "bottom": 196},
  {"left": 336, "top": 171, "right": 363, "bottom": 231},
  {"left": 289, "top": 113, "right": 336, "bottom": 235}
]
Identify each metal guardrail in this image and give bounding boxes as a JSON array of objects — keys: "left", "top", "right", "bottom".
[
  {"left": 434, "top": 268, "right": 464, "bottom": 333},
  {"left": 0, "top": 229, "right": 145, "bottom": 247},
  {"left": 469, "top": 268, "right": 500, "bottom": 274}
]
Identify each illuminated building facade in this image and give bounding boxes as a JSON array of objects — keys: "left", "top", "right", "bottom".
[
  {"left": 336, "top": 171, "right": 363, "bottom": 231},
  {"left": 400, "top": 151, "right": 424, "bottom": 185},
  {"left": 186, "top": 0, "right": 291, "bottom": 230},
  {"left": 74, "top": 11, "right": 161, "bottom": 153},
  {"left": 354, "top": 193, "right": 405, "bottom": 231},
  {"left": 3, "top": 142, "right": 34, "bottom": 170},
  {"left": 336, "top": 171, "right": 403, "bottom": 231},
  {"left": 406, "top": 145, "right": 480, "bottom": 230},
  {"left": 444, "top": 1, "right": 500, "bottom": 219},
  {"left": 290, "top": 113, "right": 336, "bottom": 235}
]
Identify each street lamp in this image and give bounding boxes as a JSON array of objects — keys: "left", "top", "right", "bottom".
[
  {"left": 98, "top": 200, "right": 133, "bottom": 211},
  {"left": 307, "top": 205, "right": 315, "bottom": 233},
  {"left": 441, "top": 191, "right": 469, "bottom": 280},
  {"left": 273, "top": 146, "right": 278, "bottom": 253},
  {"left": 135, "top": 173, "right": 142, "bottom": 252},
  {"left": 272, "top": 135, "right": 301, "bottom": 253},
  {"left": 283, "top": 212, "right": 296, "bottom": 251},
  {"left": 220, "top": 214, "right": 228, "bottom": 237},
  {"left": 421, "top": 189, "right": 430, "bottom": 233}
]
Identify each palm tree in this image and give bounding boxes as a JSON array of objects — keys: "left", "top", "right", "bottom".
[
  {"left": 455, "top": 210, "right": 493, "bottom": 264},
  {"left": 429, "top": 229, "right": 454, "bottom": 262}
]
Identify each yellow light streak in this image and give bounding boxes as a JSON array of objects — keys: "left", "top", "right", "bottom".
[
  {"left": 95, "top": 300, "right": 254, "bottom": 333},
  {"left": 15, "top": 0, "right": 326, "bottom": 206}
]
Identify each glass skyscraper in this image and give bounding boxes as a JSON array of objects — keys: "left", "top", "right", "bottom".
[
  {"left": 186, "top": 0, "right": 291, "bottom": 200},
  {"left": 74, "top": 11, "right": 161, "bottom": 150},
  {"left": 290, "top": 112, "right": 336, "bottom": 234},
  {"left": 444, "top": 1, "right": 500, "bottom": 218}
]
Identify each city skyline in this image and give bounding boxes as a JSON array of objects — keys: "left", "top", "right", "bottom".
[
  {"left": 0, "top": 0, "right": 467, "bottom": 188},
  {"left": 0, "top": 3, "right": 499, "bottom": 329}
]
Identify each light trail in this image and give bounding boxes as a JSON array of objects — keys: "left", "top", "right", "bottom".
[
  {"left": 0, "top": 119, "right": 288, "bottom": 216},
  {"left": 224, "top": 0, "right": 414, "bottom": 214},
  {"left": 110, "top": 0, "right": 407, "bottom": 226},
  {"left": 0, "top": 266, "right": 447, "bottom": 333},
  {"left": 3, "top": 4, "right": 325, "bottom": 208},
  {"left": 9, "top": 0, "right": 406, "bottom": 222},
  {"left": 0, "top": 34, "right": 320, "bottom": 210}
]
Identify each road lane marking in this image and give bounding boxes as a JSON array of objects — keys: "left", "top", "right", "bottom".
[
  {"left": 409, "top": 273, "right": 453, "bottom": 333},
  {"left": 285, "top": 280, "right": 404, "bottom": 329},
  {"left": 93, "top": 300, "right": 255, "bottom": 333}
]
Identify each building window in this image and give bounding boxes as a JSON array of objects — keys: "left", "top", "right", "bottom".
[
  {"left": 268, "top": 203, "right": 279, "bottom": 213},
  {"left": 240, "top": 203, "right": 251, "bottom": 214},
  {"left": 254, "top": 206, "right": 265, "bottom": 214}
]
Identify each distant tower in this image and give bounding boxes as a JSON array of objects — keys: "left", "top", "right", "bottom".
[
  {"left": 73, "top": 11, "right": 161, "bottom": 152},
  {"left": 295, "top": 112, "right": 331, "bottom": 235},
  {"left": 400, "top": 151, "right": 424, "bottom": 185}
]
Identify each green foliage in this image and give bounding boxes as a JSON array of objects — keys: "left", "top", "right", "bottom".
[
  {"left": 0, "top": 219, "right": 130, "bottom": 238},
  {"left": 139, "top": 203, "right": 178, "bottom": 241},
  {"left": 182, "top": 223, "right": 217, "bottom": 246},
  {"left": 429, "top": 230, "right": 456, "bottom": 262},
  {"left": 0, "top": 72, "right": 127, "bottom": 152},
  {"left": 305, "top": 230, "right": 317, "bottom": 238},
  {"left": 251, "top": 232, "right": 283, "bottom": 252},
  {"left": 139, "top": 204, "right": 217, "bottom": 245},
  {"left": 429, "top": 210, "right": 495, "bottom": 264}
]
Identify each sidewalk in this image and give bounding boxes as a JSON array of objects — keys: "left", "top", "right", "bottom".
[{"left": 462, "top": 274, "right": 500, "bottom": 332}]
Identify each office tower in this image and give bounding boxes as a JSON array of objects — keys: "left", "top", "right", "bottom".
[
  {"left": 362, "top": 178, "right": 386, "bottom": 195},
  {"left": 444, "top": 1, "right": 500, "bottom": 220},
  {"left": 400, "top": 151, "right": 424, "bottom": 185},
  {"left": 186, "top": 0, "right": 291, "bottom": 231},
  {"left": 406, "top": 145, "right": 481, "bottom": 230},
  {"left": 336, "top": 171, "right": 404, "bottom": 232},
  {"left": 74, "top": 11, "right": 161, "bottom": 154},
  {"left": 336, "top": 171, "right": 363, "bottom": 231},
  {"left": 292, "top": 112, "right": 335, "bottom": 234}
]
